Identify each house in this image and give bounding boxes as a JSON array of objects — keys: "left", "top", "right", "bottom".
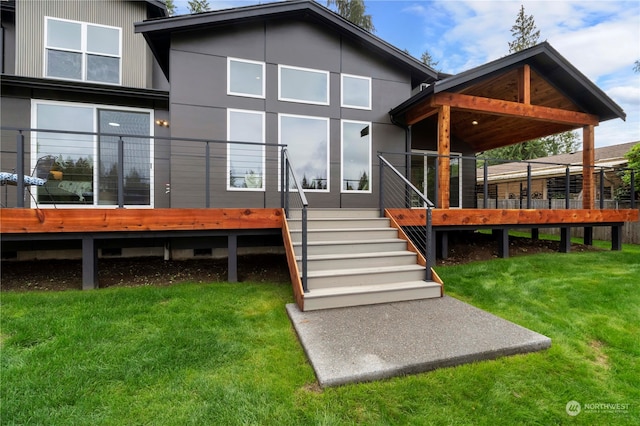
[
  {"left": 476, "top": 141, "right": 638, "bottom": 209},
  {"left": 1, "top": 0, "right": 637, "bottom": 311}
]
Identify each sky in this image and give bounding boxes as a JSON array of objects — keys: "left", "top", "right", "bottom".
[{"left": 170, "top": 0, "right": 640, "bottom": 148}]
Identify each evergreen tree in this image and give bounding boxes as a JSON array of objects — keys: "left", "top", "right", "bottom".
[
  {"left": 420, "top": 49, "right": 439, "bottom": 70},
  {"left": 327, "top": 0, "right": 375, "bottom": 33},
  {"left": 188, "top": 0, "right": 210, "bottom": 14},
  {"left": 163, "top": 0, "right": 176, "bottom": 16},
  {"left": 508, "top": 5, "right": 540, "bottom": 53},
  {"left": 634, "top": 60, "right": 640, "bottom": 73}
]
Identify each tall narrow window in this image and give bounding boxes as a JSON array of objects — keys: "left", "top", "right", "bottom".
[
  {"left": 45, "top": 17, "right": 121, "bottom": 84},
  {"left": 341, "top": 120, "right": 371, "bottom": 193},
  {"left": 227, "top": 58, "right": 265, "bottom": 98},
  {"left": 279, "top": 114, "right": 329, "bottom": 191},
  {"left": 278, "top": 65, "right": 329, "bottom": 105},
  {"left": 227, "top": 109, "right": 265, "bottom": 190},
  {"left": 341, "top": 74, "right": 371, "bottom": 110}
]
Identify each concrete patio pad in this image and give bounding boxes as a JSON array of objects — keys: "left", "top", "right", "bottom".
[{"left": 286, "top": 296, "right": 551, "bottom": 387}]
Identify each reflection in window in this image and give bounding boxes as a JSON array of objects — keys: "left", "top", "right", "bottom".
[
  {"left": 33, "top": 102, "right": 151, "bottom": 206},
  {"left": 341, "top": 120, "right": 371, "bottom": 192},
  {"left": 279, "top": 114, "right": 329, "bottom": 191},
  {"left": 227, "top": 110, "right": 265, "bottom": 190},
  {"left": 278, "top": 65, "right": 329, "bottom": 105},
  {"left": 341, "top": 74, "right": 371, "bottom": 110},
  {"left": 227, "top": 58, "right": 265, "bottom": 98},
  {"left": 45, "top": 17, "right": 121, "bottom": 84}
]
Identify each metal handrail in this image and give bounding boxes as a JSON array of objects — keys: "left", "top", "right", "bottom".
[
  {"left": 281, "top": 148, "right": 309, "bottom": 292},
  {"left": 378, "top": 154, "right": 434, "bottom": 281}
]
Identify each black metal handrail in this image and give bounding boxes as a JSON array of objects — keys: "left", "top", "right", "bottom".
[
  {"left": 378, "top": 154, "right": 434, "bottom": 281},
  {"left": 281, "top": 148, "right": 309, "bottom": 292}
]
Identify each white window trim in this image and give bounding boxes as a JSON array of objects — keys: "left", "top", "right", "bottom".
[
  {"left": 278, "top": 64, "right": 330, "bottom": 106},
  {"left": 30, "top": 99, "right": 154, "bottom": 208},
  {"left": 226, "top": 109, "right": 266, "bottom": 192},
  {"left": 341, "top": 74, "right": 372, "bottom": 110},
  {"left": 278, "top": 113, "right": 331, "bottom": 192},
  {"left": 341, "top": 120, "right": 372, "bottom": 194},
  {"left": 226, "top": 57, "right": 265, "bottom": 99},
  {"left": 44, "top": 16, "right": 122, "bottom": 85},
  {"left": 413, "top": 149, "right": 463, "bottom": 209}
]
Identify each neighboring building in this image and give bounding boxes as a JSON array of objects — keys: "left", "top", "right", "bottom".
[
  {"left": 1, "top": 0, "right": 170, "bottom": 208},
  {"left": 477, "top": 141, "right": 638, "bottom": 207}
]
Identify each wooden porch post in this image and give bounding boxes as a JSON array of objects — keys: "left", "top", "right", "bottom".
[
  {"left": 437, "top": 105, "right": 451, "bottom": 209},
  {"left": 582, "top": 125, "right": 595, "bottom": 209}
]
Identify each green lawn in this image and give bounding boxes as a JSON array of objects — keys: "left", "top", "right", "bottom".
[{"left": 2, "top": 244, "right": 639, "bottom": 425}]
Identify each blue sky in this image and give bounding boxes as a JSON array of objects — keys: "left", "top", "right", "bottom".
[{"left": 170, "top": 0, "right": 640, "bottom": 148}]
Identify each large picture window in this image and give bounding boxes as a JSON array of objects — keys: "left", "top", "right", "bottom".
[
  {"left": 341, "top": 74, "right": 371, "bottom": 110},
  {"left": 227, "top": 58, "right": 265, "bottom": 98},
  {"left": 227, "top": 109, "right": 265, "bottom": 190},
  {"left": 279, "top": 114, "right": 329, "bottom": 191},
  {"left": 278, "top": 65, "right": 329, "bottom": 105},
  {"left": 341, "top": 120, "right": 371, "bottom": 193},
  {"left": 32, "top": 101, "right": 152, "bottom": 207},
  {"left": 45, "top": 17, "right": 121, "bottom": 84}
]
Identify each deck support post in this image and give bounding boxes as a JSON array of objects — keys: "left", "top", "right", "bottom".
[
  {"left": 228, "top": 234, "right": 238, "bottom": 282},
  {"left": 582, "top": 125, "right": 595, "bottom": 210},
  {"left": 611, "top": 225, "right": 622, "bottom": 251},
  {"left": 437, "top": 105, "right": 451, "bottom": 209},
  {"left": 82, "top": 236, "right": 98, "bottom": 290},
  {"left": 583, "top": 227, "right": 593, "bottom": 246},
  {"left": 531, "top": 228, "right": 539, "bottom": 241},
  {"left": 494, "top": 228, "right": 509, "bottom": 258},
  {"left": 439, "top": 231, "right": 449, "bottom": 260},
  {"left": 560, "top": 227, "right": 571, "bottom": 253}
]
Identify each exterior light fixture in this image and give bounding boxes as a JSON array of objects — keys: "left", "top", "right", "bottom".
[
  {"left": 472, "top": 120, "right": 479, "bottom": 126},
  {"left": 155, "top": 119, "right": 170, "bottom": 127}
]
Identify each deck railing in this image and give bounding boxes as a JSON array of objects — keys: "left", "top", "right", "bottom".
[
  {"left": 0, "top": 127, "right": 287, "bottom": 209},
  {"left": 378, "top": 154, "right": 434, "bottom": 281},
  {"left": 281, "top": 148, "right": 309, "bottom": 292},
  {"left": 379, "top": 151, "right": 637, "bottom": 210}
]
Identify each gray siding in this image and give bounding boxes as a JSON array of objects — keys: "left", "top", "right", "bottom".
[
  {"left": 168, "top": 18, "right": 411, "bottom": 208},
  {"left": 2, "top": 19, "right": 16, "bottom": 74},
  {"left": 15, "top": 0, "right": 153, "bottom": 88}
]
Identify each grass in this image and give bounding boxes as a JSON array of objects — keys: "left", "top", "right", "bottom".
[{"left": 2, "top": 243, "right": 639, "bottom": 424}]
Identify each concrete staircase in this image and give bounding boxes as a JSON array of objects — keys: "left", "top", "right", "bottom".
[{"left": 287, "top": 208, "right": 442, "bottom": 311}]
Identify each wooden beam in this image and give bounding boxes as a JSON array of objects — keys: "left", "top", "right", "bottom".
[
  {"left": 437, "top": 105, "right": 451, "bottom": 209},
  {"left": 518, "top": 65, "right": 531, "bottom": 104},
  {"left": 582, "top": 125, "right": 595, "bottom": 209},
  {"left": 432, "top": 92, "right": 599, "bottom": 126},
  {"left": 406, "top": 104, "right": 439, "bottom": 126}
]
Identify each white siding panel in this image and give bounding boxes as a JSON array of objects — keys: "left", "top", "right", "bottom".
[{"left": 16, "top": 0, "right": 149, "bottom": 88}]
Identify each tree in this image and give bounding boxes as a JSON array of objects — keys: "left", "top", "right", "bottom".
[
  {"left": 164, "top": 0, "right": 176, "bottom": 16},
  {"left": 483, "top": 5, "right": 577, "bottom": 163},
  {"left": 188, "top": 0, "right": 210, "bottom": 14},
  {"left": 618, "top": 143, "right": 640, "bottom": 200},
  {"left": 634, "top": 60, "right": 640, "bottom": 73},
  {"left": 327, "top": 0, "right": 375, "bottom": 33},
  {"left": 508, "top": 4, "right": 540, "bottom": 53},
  {"left": 420, "top": 49, "right": 439, "bottom": 70}
]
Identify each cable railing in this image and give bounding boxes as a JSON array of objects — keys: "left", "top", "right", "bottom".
[
  {"left": 378, "top": 154, "right": 434, "bottom": 281},
  {"left": 0, "top": 126, "right": 286, "bottom": 209},
  {"left": 379, "top": 151, "right": 637, "bottom": 211},
  {"left": 281, "top": 148, "right": 309, "bottom": 292}
]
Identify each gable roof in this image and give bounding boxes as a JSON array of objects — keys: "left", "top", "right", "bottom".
[{"left": 134, "top": 0, "right": 438, "bottom": 83}]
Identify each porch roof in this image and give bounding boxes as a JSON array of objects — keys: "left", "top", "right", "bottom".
[
  {"left": 390, "top": 42, "right": 626, "bottom": 152},
  {"left": 135, "top": 0, "right": 438, "bottom": 85}
]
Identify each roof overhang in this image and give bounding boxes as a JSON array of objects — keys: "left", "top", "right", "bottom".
[
  {"left": 135, "top": 0, "right": 437, "bottom": 84},
  {"left": 390, "top": 42, "right": 626, "bottom": 152}
]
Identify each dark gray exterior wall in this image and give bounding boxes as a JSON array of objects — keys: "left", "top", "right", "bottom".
[
  {"left": 1, "top": 96, "right": 31, "bottom": 207},
  {"left": 168, "top": 18, "right": 412, "bottom": 208},
  {"left": 1, "top": 19, "right": 15, "bottom": 74}
]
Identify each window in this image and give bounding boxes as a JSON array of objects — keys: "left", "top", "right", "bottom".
[
  {"left": 45, "top": 17, "right": 121, "bottom": 84},
  {"left": 410, "top": 151, "right": 462, "bottom": 208},
  {"left": 278, "top": 65, "right": 329, "bottom": 105},
  {"left": 341, "top": 120, "right": 371, "bottom": 193},
  {"left": 279, "top": 114, "right": 329, "bottom": 191},
  {"left": 341, "top": 74, "right": 371, "bottom": 110},
  {"left": 32, "top": 101, "right": 152, "bottom": 207},
  {"left": 227, "top": 58, "right": 265, "bottom": 98},
  {"left": 227, "top": 109, "right": 265, "bottom": 190}
]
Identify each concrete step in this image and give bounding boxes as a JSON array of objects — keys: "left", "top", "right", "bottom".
[
  {"left": 293, "top": 239, "right": 408, "bottom": 256},
  {"left": 289, "top": 227, "right": 398, "bottom": 243},
  {"left": 303, "top": 281, "right": 442, "bottom": 311},
  {"left": 307, "top": 264, "right": 427, "bottom": 289},
  {"left": 288, "top": 208, "right": 379, "bottom": 220},
  {"left": 298, "top": 251, "right": 418, "bottom": 271},
  {"left": 288, "top": 217, "right": 391, "bottom": 230}
]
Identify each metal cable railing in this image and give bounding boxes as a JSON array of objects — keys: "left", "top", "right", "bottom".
[{"left": 378, "top": 154, "right": 434, "bottom": 281}]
